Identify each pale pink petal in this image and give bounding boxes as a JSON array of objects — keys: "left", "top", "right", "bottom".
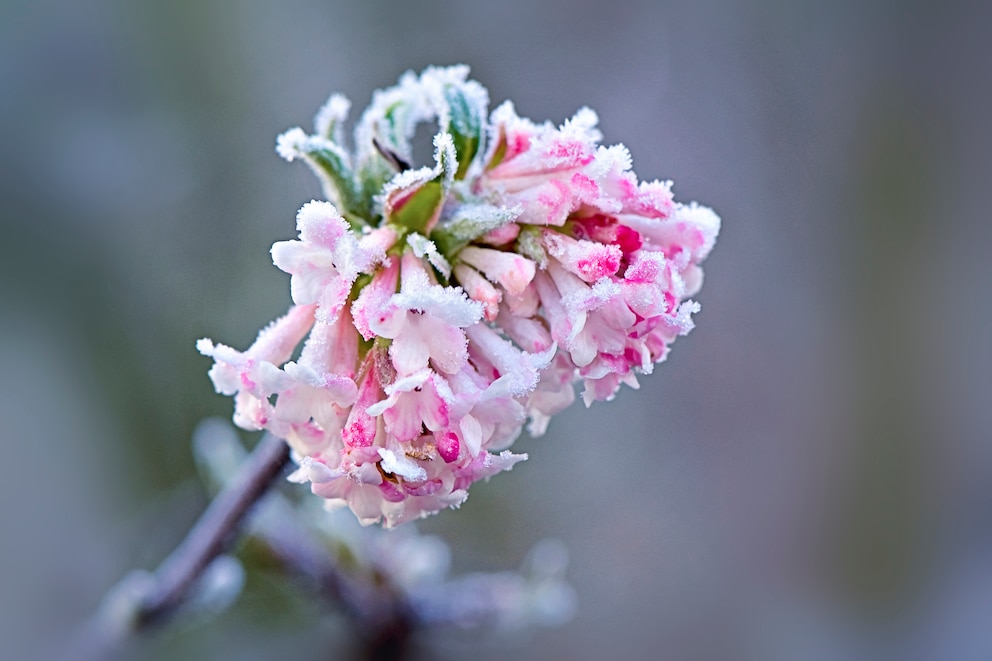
[
  {"left": 458, "top": 246, "right": 536, "bottom": 295},
  {"left": 378, "top": 448, "right": 428, "bottom": 482},
  {"left": 526, "top": 352, "right": 576, "bottom": 437},
  {"left": 245, "top": 304, "right": 317, "bottom": 364},
  {"left": 452, "top": 451, "right": 527, "bottom": 492},
  {"left": 454, "top": 264, "right": 502, "bottom": 321},
  {"left": 352, "top": 259, "right": 401, "bottom": 340},
  {"left": 367, "top": 369, "right": 452, "bottom": 442},
  {"left": 543, "top": 230, "right": 622, "bottom": 282},
  {"left": 478, "top": 222, "right": 521, "bottom": 246},
  {"left": 341, "top": 365, "right": 384, "bottom": 449}
]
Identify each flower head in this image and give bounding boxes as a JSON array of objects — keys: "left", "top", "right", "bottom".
[{"left": 200, "top": 66, "right": 719, "bottom": 526}]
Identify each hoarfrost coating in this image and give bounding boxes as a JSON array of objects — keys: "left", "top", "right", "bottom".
[{"left": 199, "top": 65, "right": 720, "bottom": 527}]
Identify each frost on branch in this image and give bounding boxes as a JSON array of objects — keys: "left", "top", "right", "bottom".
[
  {"left": 200, "top": 65, "right": 720, "bottom": 527},
  {"left": 192, "top": 419, "right": 576, "bottom": 634}
]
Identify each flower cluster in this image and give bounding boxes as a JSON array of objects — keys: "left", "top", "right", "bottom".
[{"left": 199, "top": 66, "right": 719, "bottom": 527}]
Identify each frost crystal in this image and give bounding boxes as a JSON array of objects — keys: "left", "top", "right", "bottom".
[{"left": 199, "top": 66, "right": 720, "bottom": 527}]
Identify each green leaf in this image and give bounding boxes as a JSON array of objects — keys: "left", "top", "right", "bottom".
[
  {"left": 389, "top": 181, "right": 443, "bottom": 235},
  {"left": 515, "top": 226, "right": 547, "bottom": 267},
  {"left": 302, "top": 146, "right": 366, "bottom": 218},
  {"left": 381, "top": 100, "right": 414, "bottom": 162},
  {"left": 430, "top": 203, "right": 520, "bottom": 257},
  {"left": 443, "top": 85, "right": 483, "bottom": 179},
  {"left": 486, "top": 128, "right": 508, "bottom": 170}
]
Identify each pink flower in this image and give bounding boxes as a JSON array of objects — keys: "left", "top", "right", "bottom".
[
  {"left": 271, "top": 201, "right": 391, "bottom": 323},
  {"left": 201, "top": 66, "right": 720, "bottom": 526},
  {"left": 470, "top": 101, "right": 720, "bottom": 404},
  {"left": 360, "top": 251, "right": 483, "bottom": 376},
  {"left": 197, "top": 304, "right": 316, "bottom": 431},
  {"left": 366, "top": 368, "right": 452, "bottom": 442}
]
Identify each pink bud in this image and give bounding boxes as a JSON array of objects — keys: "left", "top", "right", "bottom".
[{"left": 437, "top": 431, "right": 460, "bottom": 463}]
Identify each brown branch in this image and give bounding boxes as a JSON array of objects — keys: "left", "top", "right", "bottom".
[
  {"left": 67, "top": 433, "right": 290, "bottom": 660},
  {"left": 137, "top": 433, "right": 290, "bottom": 625}
]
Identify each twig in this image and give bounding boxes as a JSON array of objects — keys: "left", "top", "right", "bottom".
[
  {"left": 194, "top": 431, "right": 418, "bottom": 659},
  {"left": 245, "top": 492, "right": 418, "bottom": 659},
  {"left": 139, "top": 433, "right": 290, "bottom": 624},
  {"left": 67, "top": 433, "right": 290, "bottom": 660}
]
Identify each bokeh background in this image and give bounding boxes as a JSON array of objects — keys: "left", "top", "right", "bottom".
[{"left": 2, "top": 0, "right": 991, "bottom": 658}]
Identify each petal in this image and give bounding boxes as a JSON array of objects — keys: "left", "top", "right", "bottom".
[
  {"left": 378, "top": 448, "right": 428, "bottom": 482},
  {"left": 458, "top": 246, "right": 536, "bottom": 296}
]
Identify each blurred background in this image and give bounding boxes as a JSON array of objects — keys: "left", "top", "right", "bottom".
[{"left": 2, "top": 0, "right": 991, "bottom": 658}]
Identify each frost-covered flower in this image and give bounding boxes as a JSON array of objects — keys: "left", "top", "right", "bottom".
[{"left": 200, "top": 65, "right": 719, "bottom": 527}]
